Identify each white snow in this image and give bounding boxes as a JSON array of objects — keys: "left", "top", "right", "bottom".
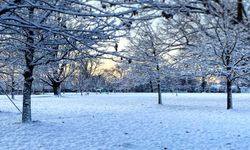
[{"left": 1, "top": 93, "right": 250, "bottom": 150}]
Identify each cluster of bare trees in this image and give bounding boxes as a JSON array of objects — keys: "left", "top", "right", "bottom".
[
  {"left": 0, "top": 0, "right": 250, "bottom": 123},
  {"left": 117, "top": 0, "right": 250, "bottom": 109},
  {"left": 0, "top": 0, "right": 136, "bottom": 123}
]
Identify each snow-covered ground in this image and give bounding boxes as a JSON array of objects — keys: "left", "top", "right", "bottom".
[{"left": 1, "top": 93, "right": 250, "bottom": 150}]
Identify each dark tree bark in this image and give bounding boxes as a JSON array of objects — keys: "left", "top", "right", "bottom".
[
  {"left": 22, "top": 7, "right": 34, "bottom": 123},
  {"left": 157, "top": 80, "right": 162, "bottom": 105},
  {"left": 226, "top": 78, "right": 233, "bottom": 109},
  {"left": 226, "top": 49, "right": 233, "bottom": 109},
  {"left": 149, "top": 80, "right": 154, "bottom": 92},
  {"left": 11, "top": 66, "right": 15, "bottom": 99},
  {"left": 52, "top": 81, "right": 61, "bottom": 96},
  {"left": 156, "top": 65, "right": 162, "bottom": 105},
  {"left": 201, "top": 76, "right": 207, "bottom": 92},
  {"left": 237, "top": 0, "right": 244, "bottom": 22},
  {"left": 22, "top": 67, "right": 33, "bottom": 123}
]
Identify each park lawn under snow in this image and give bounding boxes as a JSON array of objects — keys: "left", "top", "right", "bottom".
[{"left": 1, "top": 93, "right": 250, "bottom": 150}]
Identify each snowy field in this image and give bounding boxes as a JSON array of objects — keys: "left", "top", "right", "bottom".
[{"left": 1, "top": 93, "right": 250, "bottom": 150}]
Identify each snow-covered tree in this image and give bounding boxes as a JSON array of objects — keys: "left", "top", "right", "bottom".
[
  {"left": 184, "top": 0, "right": 250, "bottom": 109},
  {"left": 120, "top": 21, "right": 187, "bottom": 104},
  {"left": 76, "top": 58, "right": 102, "bottom": 94},
  {"left": 40, "top": 60, "right": 75, "bottom": 96},
  {"left": 0, "top": 0, "right": 139, "bottom": 123}
]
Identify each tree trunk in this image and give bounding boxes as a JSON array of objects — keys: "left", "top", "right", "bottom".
[
  {"left": 201, "top": 76, "right": 207, "bottom": 92},
  {"left": 227, "top": 78, "right": 233, "bottom": 109},
  {"left": 52, "top": 82, "right": 61, "bottom": 96},
  {"left": 237, "top": 0, "right": 243, "bottom": 22},
  {"left": 22, "top": 7, "right": 34, "bottom": 123},
  {"left": 80, "top": 88, "right": 83, "bottom": 96},
  {"left": 11, "top": 83, "right": 15, "bottom": 99},
  {"left": 225, "top": 45, "right": 233, "bottom": 109},
  {"left": 157, "top": 80, "right": 162, "bottom": 105},
  {"left": 11, "top": 67, "right": 15, "bottom": 99},
  {"left": 149, "top": 80, "right": 154, "bottom": 92},
  {"left": 22, "top": 68, "right": 33, "bottom": 123},
  {"left": 42, "top": 83, "right": 45, "bottom": 94},
  {"left": 156, "top": 64, "right": 162, "bottom": 105}
]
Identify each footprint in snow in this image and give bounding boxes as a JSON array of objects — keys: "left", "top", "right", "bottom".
[{"left": 117, "top": 143, "right": 137, "bottom": 149}]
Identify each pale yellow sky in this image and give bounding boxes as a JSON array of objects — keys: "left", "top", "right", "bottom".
[
  {"left": 100, "top": 59, "right": 116, "bottom": 69},
  {"left": 99, "top": 38, "right": 129, "bottom": 69}
]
